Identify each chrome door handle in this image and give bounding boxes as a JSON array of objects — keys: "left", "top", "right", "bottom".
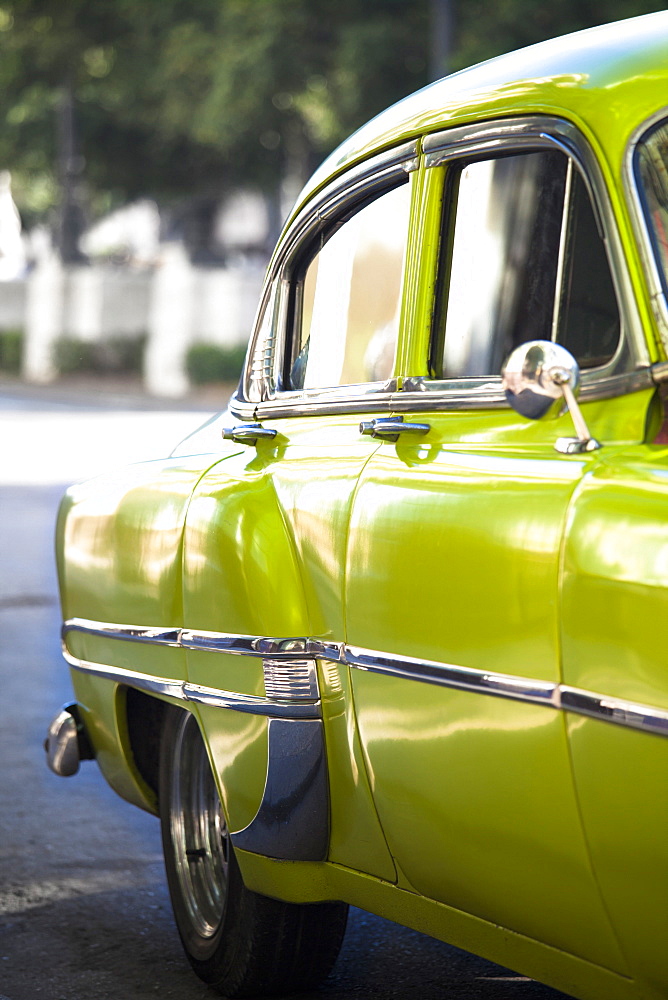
[
  {"left": 222, "top": 423, "right": 277, "bottom": 445},
  {"left": 359, "top": 416, "right": 430, "bottom": 442}
]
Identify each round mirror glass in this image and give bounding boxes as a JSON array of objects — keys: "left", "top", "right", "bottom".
[{"left": 501, "top": 340, "right": 581, "bottom": 421}]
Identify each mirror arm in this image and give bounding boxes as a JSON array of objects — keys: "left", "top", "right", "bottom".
[{"left": 550, "top": 366, "right": 601, "bottom": 453}]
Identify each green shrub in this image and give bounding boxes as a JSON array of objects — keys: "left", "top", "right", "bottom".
[
  {"left": 0, "top": 328, "right": 23, "bottom": 373},
  {"left": 93, "top": 335, "right": 146, "bottom": 374},
  {"left": 186, "top": 343, "right": 247, "bottom": 385},
  {"left": 53, "top": 334, "right": 146, "bottom": 375},
  {"left": 53, "top": 338, "right": 95, "bottom": 375}
]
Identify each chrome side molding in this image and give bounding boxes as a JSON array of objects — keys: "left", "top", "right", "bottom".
[
  {"left": 560, "top": 686, "right": 668, "bottom": 739},
  {"left": 345, "top": 645, "right": 559, "bottom": 708},
  {"left": 61, "top": 617, "right": 668, "bottom": 739},
  {"left": 62, "top": 648, "right": 322, "bottom": 720}
]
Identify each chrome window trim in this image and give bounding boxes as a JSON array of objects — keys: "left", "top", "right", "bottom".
[
  {"left": 424, "top": 114, "right": 647, "bottom": 386},
  {"left": 64, "top": 617, "right": 668, "bottom": 739},
  {"left": 265, "top": 378, "right": 398, "bottom": 407},
  {"left": 401, "top": 367, "right": 656, "bottom": 406},
  {"left": 424, "top": 124, "right": 574, "bottom": 167},
  {"left": 273, "top": 179, "right": 412, "bottom": 398},
  {"left": 276, "top": 139, "right": 419, "bottom": 265},
  {"left": 245, "top": 366, "right": 655, "bottom": 422},
  {"left": 228, "top": 397, "right": 257, "bottom": 422},
  {"left": 624, "top": 106, "right": 668, "bottom": 356},
  {"left": 233, "top": 141, "right": 418, "bottom": 409},
  {"left": 233, "top": 116, "right": 648, "bottom": 420},
  {"left": 651, "top": 360, "right": 668, "bottom": 384},
  {"left": 243, "top": 280, "right": 280, "bottom": 403},
  {"left": 253, "top": 387, "right": 398, "bottom": 420}
]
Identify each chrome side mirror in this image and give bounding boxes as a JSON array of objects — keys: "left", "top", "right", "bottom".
[{"left": 501, "top": 341, "right": 601, "bottom": 453}]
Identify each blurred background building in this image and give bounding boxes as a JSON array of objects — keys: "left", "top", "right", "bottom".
[{"left": 0, "top": 0, "right": 663, "bottom": 396}]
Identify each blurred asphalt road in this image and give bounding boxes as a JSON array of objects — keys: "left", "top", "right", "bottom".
[{"left": 0, "top": 381, "right": 569, "bottom": 1000}]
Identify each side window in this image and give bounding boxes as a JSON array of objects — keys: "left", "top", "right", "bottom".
[
  {"left": 433, "top": 149, "right": 620, "bottom": 378},
  {"left": 635, "top": 120, "right": 668, "bottom": 296},
  {"left": 289, "top": 182, "right": 411, "bottom": 390}
]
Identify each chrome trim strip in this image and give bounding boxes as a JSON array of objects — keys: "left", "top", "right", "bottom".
[
  {"left": 283, "top": 140, "right": 419, "bottom": 244},
  {"left": 401, "top": 369, "right": 655, "bottom": 405},
  {"left": 651, "top": 361, "right": 668, "bottom": 384},
  {"left": 62, "top": 638, "right": 320, "bottom": 720},
  {"left": 424, "top": 132, "right": 568, "bottom": 170},
  {"left": 62, "top": 646, "right": 186, "bottom": 700},
  {"left": 254, "top": 396, "right": 399, "bottom": 419},
  {"left": 181, "top": 630, "right": 309, "bottom": 658},
  {"left": 422, "top": 117, "right": 574, "bottom": 156},
  {"left": 63, "top": 618, "right": 668, "bottom": 738},
  {"left": 183, "top": 682, "right": 319, "bottom": 719},
  {"left": 64, "top": 619, "right": 309, "bottom": 659},
  {"left": 308, "top": 638, "right": 345, "bottom": 661},
  {"left": 346, "top": 646, "right": 559, "bottom": 708},
  {"left": 228, "top": 397, "right": 258, "bottom": 423},
  {"left": 251, "top": 369, "right": 655, "bottom": 421},
  {"left": 347, "top": 650, "right": 668, "bottom": 738},
  {"left": 250, "top": 368, "right": 655, "bottom": 422},
  {"left": 65, "top": 618, "right": 181, "bottom": 646},
  {"left": 560, "top": 687, "right": 668, "bottom": 739}
]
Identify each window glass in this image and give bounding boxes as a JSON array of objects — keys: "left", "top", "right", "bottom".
[
  {"left": 290, "top": 182, "right": 410, "bottom": 390},
  {"left": 636, "top": 120, "right": 668, "bottom": 295},
  {"left": 555, "top": 171, "right": 620, "bottom": 368},
  {"left": 437, "top": 149, "right": 619, "bottom": 378}
]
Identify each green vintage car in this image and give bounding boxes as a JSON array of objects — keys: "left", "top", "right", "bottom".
[{"left": 46, "top": 13, "right": 668, "bottom": 1000}]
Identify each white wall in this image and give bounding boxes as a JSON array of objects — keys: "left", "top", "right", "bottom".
[{"left": 15, "top": 250, "right": 265, "bottom": 394}]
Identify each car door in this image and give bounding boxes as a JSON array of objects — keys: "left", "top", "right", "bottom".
[
  {"left": 345, "top": 118, "right": 653, "bottom": 970},
  {"left": 180, "top": 145, "right": 420, "bottom": 881},
  {"left": 553, "top": 116, "right": 668, "bottom": 992}
]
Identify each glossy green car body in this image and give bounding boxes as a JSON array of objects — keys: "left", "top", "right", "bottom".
[{"left": 53, "top": 14, "right": 668, "bottom": 1000}]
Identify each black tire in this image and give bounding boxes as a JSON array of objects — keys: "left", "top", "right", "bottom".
[{"left": 159, "top": 706, "right": 348, "bottom": 997}]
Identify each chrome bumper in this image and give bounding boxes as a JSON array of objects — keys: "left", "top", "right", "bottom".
[{"left": 44, "top": 703, "right": 94, "bottom": 776}]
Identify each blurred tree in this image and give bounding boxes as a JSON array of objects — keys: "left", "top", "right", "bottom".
[
  {"left": 452, "top": 0, "right": 666, "bottom": 70},
  {"left": 0, "top": 0, "right": 429, "bottom": 256},
  {"left": 0, "top": 0, "right": 663, "bottom": 258}
]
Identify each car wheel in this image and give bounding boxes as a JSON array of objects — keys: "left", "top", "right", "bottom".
[{"left": 159, "top": 706, "right": 348, "bottom": 997}]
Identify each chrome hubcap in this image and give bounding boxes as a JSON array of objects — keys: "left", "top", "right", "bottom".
[{"left": 170, "top": 715, "right": 229, "bottom": 938}]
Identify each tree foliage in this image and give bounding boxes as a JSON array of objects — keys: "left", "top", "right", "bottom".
[
  {"left": 453, "top": 0, "right": 666, "bottom": 69},
  {"left": 0, "top": 0, "right": 664, "bottom": 229}
]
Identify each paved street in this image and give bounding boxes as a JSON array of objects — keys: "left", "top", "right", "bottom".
[{"left": 0, "top": 383, "right": 568, "bottom": 1000}]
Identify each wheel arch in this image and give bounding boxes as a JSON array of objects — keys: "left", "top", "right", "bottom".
[{"left": 124, "top": 686, "right": 169, "bottom": 812}]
